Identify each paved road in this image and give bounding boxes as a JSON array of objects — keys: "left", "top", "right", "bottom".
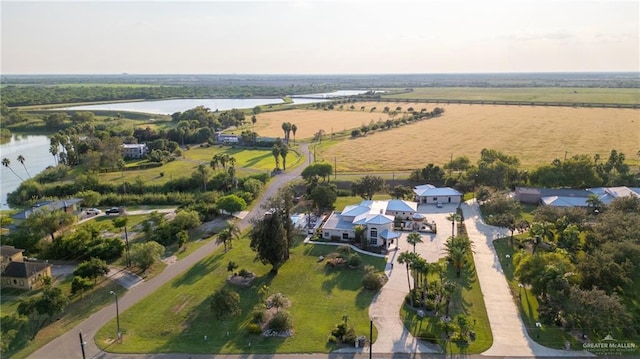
[
  {"left": 461, "top": 200, "right": 593, "bottom": 357},
  {"left": 28, "top": 144, "right": 313, "bottom": 359}
]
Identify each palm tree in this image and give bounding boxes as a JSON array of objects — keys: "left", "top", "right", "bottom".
[
  {"left": 272, "top": 144, "right": 281, "bottom": 170},
  {"left": 530, "top": 222, "right": 555, "bottom": 253},
  {"left": 1, "top": 158, "right": 24, "bottom": 181},
  {"left": 397, "top": 251, "right": 417, "bottom": 307},
  {"left": 271, "top": 293, "right": 286, "bottom": 313},
  {"left": 216, "top": 229, "right": 232, "bottom": 252},
  {"left": 448, "top": 246, "right": 466, "bottom": 278},
  {"left": 197, "top": 163, "right": 210, "bottom": 192},
  {"left": 586, "top": 193, "right": 603, "bottom": 214},
  {"left": 280, "top": 144, "right": 289, "bottom": 170},
  {"left": 226, "top": 221, "right": 241, "bottom": 250},
  {"left": 291, "top": 124, "right": 297, "bottom": 144},
  {"left": 210, "top": 155, "right": 219, "bottom": 171},
  {"left": 16, "top": 155, "right": 31, "bottom": 178},
  {"left": 406, "top": 232, "right": 423, "bottom": 253},
  {"left": 446, "top": 213, "right": 462, "bottom": 237},
  {"left": 281, "top": 122, "right": 292, "bottom": 144}
]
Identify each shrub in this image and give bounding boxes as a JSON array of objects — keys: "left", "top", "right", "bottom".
[
  {"left": 268, "top": 311, "right": 293, "bottom": 332},
  {"left": 252, "top": 309, "right": 266, "bottom": 324},
  {"left": 238, "top": 269, "right": 252, "bottom": 278},
  {"left": 362, "top": 272, "right": 385, "bottom": 290},
  {"left": 348, "top": 253, "right": 362, "bottom": 267},
  {"left": 337, "top": 245, "right": 352, "bottom": 254},
  {"left": 246, "top": 323, "right": 262, "bottom": 334},
  {"left": 210, "top": 288, "right": 241, "bottom": 319},
  {"left": 327, "top": 334, "right": 338, "bottom": 343}
]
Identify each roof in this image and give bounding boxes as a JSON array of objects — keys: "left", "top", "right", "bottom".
[
  {"left": 2, "top": 261, "right": 50, "bottom": 278},
  {"left": 341, "top": 205, "right": 372, "bottom": 218},
  {"left": 0, "top": 246, "right": 24, "bottom": 258},
  {"left": 379, "top": 229, "right": 401, "bottom": 240},
  {"left": 386, "top": 200, "right": 417, "bottom": 213},
  {"left": 122, "top": 143, "right": 147, "bottom": 149},
  {"left": 541, "top": 196, "right": 588, "bottom": 207},
  {"left": 411, "top": 213, "right": 426, "bottom": 220},
  {"left": 363, "top": 214, "right": 394, "bottom": 225},
  {"left": 414, "top": 186, "right": 462, "bottom": 197},
  {"left": 12, "top": 198, "right": 84, "bottom": 220}
]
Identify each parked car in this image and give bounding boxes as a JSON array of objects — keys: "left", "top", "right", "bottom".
[
  {"left": 85, "top": 208, "right": 102, "bottom": 215},
  {"left": 436, "top": 202, "right": 443, "bottom": 208},
  {"left": 105, "top": 207, "right": 121, "bottom": 215}
]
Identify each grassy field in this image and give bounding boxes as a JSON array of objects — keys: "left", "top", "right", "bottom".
[
  {"left": 383, "top": 87, "right": 640, "bottom": 105},
  {"left": 315, "top": 104, "right": 639, "bottom": 170},
  {"left": 95, "top": 145, "right": 304, "bottom": 185},
  {"left": 401, "top": 258, "right": 493, "bottom": 354},
  {"left": 253, "top": 108, "right": 392, "bottom": 140},
  {"left": 95, "top": 236, "right": 385, "bottom": 354}
]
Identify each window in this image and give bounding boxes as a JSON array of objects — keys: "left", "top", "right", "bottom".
[
  {"left": 370, "top": 229, "right": 377, "bottom": 238},
  {"left": 342, "top": 233, "right": 349, "bottom": 240},
  {"left": 433, "top": 197, "right": 438, "bottom": 201},
  {"left": 369, "top": 237, "right": 378, "bottom": 245},
  {"left": 324, "top": 232, "right": 330, "bottom": 238}
]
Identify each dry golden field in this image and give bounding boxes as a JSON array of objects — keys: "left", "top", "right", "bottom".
[
  {"left": 253, "top": 108, "right": 392, "bottom": 139},
  {"left": 299, "top": 103, "right": 639, "bottom": 171}
]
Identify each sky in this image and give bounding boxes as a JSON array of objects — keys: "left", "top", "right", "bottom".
[{"left": 1, "top": 0, "right": 638, "bottom": 74}]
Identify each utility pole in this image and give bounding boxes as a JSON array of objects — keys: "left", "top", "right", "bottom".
[
  {"left": 79, "top": 332, "right": 86, "bottom": 359},
  {"left": 369, "top": 319, "right": 373, "bottom": 359},
  {"left": 334, "top": 157, "right": 337, "bottom": 180}
]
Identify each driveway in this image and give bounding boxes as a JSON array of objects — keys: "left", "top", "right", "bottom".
[{"left": 461, "top": 200, "right": 592, "bottom": 357}]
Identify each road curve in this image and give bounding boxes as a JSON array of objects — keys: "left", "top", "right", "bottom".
[{"left": 28, "top": 144, "right": 313, "bottom": 359}]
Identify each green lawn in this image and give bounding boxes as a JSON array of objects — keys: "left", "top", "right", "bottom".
[
  {"left": 493, "top": 237, "right": 580, "bottom": 349},
  {"left": 95, "top": 236, "right": 385, "bottom": 354},
  {"left": 400, "top": 258, "right": 492, "bottom": 354}
]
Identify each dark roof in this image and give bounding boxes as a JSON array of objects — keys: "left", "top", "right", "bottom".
[
  {"left": 11, "top": 198, "right": 83, "bottom": 220},
  {"left": 515, "top": 187, "right": 589, "bottom": 198},
  {"left": 0, "top": 245, "right": 24, "bottom": 258},
  {"left": 2, "top": 261, "right": 50, "bottom": 278}
]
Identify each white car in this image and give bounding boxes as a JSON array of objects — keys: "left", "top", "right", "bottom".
[{"left": 85, "top": 208, "right": 102, "bottom": 215}]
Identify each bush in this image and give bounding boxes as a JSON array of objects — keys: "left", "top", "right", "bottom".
[
  {"left": 246, "top": 323, "right": 262, "bottom": 334},
  {"left": 238, "top": 269, "right": 252, "bottom": 278},
  {"left": 268, "top": 311, "right": 293, "bottom": 332},
  {"left": 348, "top": 253, "right": 362, "bottom": 267},
  {"left": 252, "top": 309, "right": 266, "bottom": 324},
  {"left": 337, "top": 245, "right": 352, "bottom": 254},
  {"left": 362, "top": 272, "right": 385, "bottom": 290},
  {"left": 327, "top": 334, "right": 338, "bottom": 343},
  {"left": 210, "top": 288, "right": 241, "bottom": 319}
]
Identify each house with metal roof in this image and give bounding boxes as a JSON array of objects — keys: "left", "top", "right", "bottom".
[
  {"left": 517, "top": 186, "right": 640, "bottom": 208},
  {"left": 122, "top": 143, "right": 149, "bottom": 159},
  {"left": 321, "top": 200, "right": 408, "bottom": 248},
  {"left": 11, "top": 198, "right": 83, "bottom": 226},
  {"left": 413, "top": 184, "right": 463, "bottom": 205}
]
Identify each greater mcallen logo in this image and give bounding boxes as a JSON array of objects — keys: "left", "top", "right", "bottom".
[{"left": 583, "top": 334, "right": 637, "bottom": 354}]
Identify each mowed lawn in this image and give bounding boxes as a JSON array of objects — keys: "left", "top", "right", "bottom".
[
  {"left": 317, "top": 104, "right": 639, "bottom": 171},
  {"left": 95, "top": 238, "right": 385, "bottom": 354},
  {"left": 99, "top": 146, "right": 298, "bottom": 184},
  {"left": 383, "top": 87, "right": 640, "bottom": 104}
]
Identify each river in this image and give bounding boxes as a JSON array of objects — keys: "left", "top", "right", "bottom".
[
  {"left": 60, "top": 90, "right": 368, "bottom": 115},
  {"left": 0, "top": 134, "right": 55, "bottom": 210}
]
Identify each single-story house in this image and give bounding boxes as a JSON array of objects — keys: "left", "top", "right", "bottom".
[
  {"left": 1, "top": 246, "right": 51, "bottom": 290},
  {"left": 11, "top": 198, "right": 83, "bottom": 227},
  {"left": 414, "top": 184, "right": 462, "bottom": 204},
  {"left": 516, "top": 186, "right": 640, "bottom": 208},
  {"left": 321, "top": 200, "right": 408, "bottom": 247},
  {"left": 122, "top": 143, "right": 149, "bottom": 159},
  {"left": 215, "top": 132, "right": 240, "bottom": 144}
]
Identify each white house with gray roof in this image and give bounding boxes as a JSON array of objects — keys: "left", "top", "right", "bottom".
[
  {"left": 414, "top": 184, "right": 462, "bottom": 205},
  {"left": 321, "top": 200, "right": 409, "bottom": 247}
]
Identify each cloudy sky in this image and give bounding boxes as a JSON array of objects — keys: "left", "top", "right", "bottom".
[{"left": 1, "top": 0, "right": 638, "bottom": 74}]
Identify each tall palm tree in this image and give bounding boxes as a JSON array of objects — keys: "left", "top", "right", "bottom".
[
  {"left": 397, "top": 251, "right": 417, "bottom": 307},
  {"left": 280, "top": 144, "right": 289, "bottom": 170},
  {"left": 291, "top": 124, "right": 297, "bottom": 144},
  {"left": 281, "top": 122, "right": 291, "bottom": 144},
  {"left": 2, "top": 158, "right": 24, "bottom": 181},
  {"left": 406, "top": 232, "right": 423, "bottom": 253},
  {"left": 197, "top": 164, "right": 210, "bottom": 192},
  {"left": 272, "top": 144, "right": 281, "bottom": 170},
  {"left": 16, "top": 155, "right": 31, "bottom": 178},
  {"left": 446, "top": 213, "right": 462, "bottom": 238},
  {"left": 226, "top": 221, "right": 241, "bottom": 249},
  {"left": 216, "top": 229, "right": 232, "bottom": 252},
  {"left": 210, "top": 155, "right": 219, "bottom": 171}
]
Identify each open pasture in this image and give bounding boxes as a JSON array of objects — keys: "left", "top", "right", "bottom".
[
  {"left": 317, "top": 104, "right": 639, "bottom": 171},
  {"left": 254, "top": 108, "right": 392, "bottom": 139},
  {"left": 383, "top": 87, "right": 640, "bottom": 105}
]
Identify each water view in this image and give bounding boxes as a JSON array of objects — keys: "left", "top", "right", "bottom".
[
  {"left": 60, "top": 90, "right": 369, "bottom": 115},
  {"left": 0, "top": 134, "right": 55, "bottom": 210}
]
